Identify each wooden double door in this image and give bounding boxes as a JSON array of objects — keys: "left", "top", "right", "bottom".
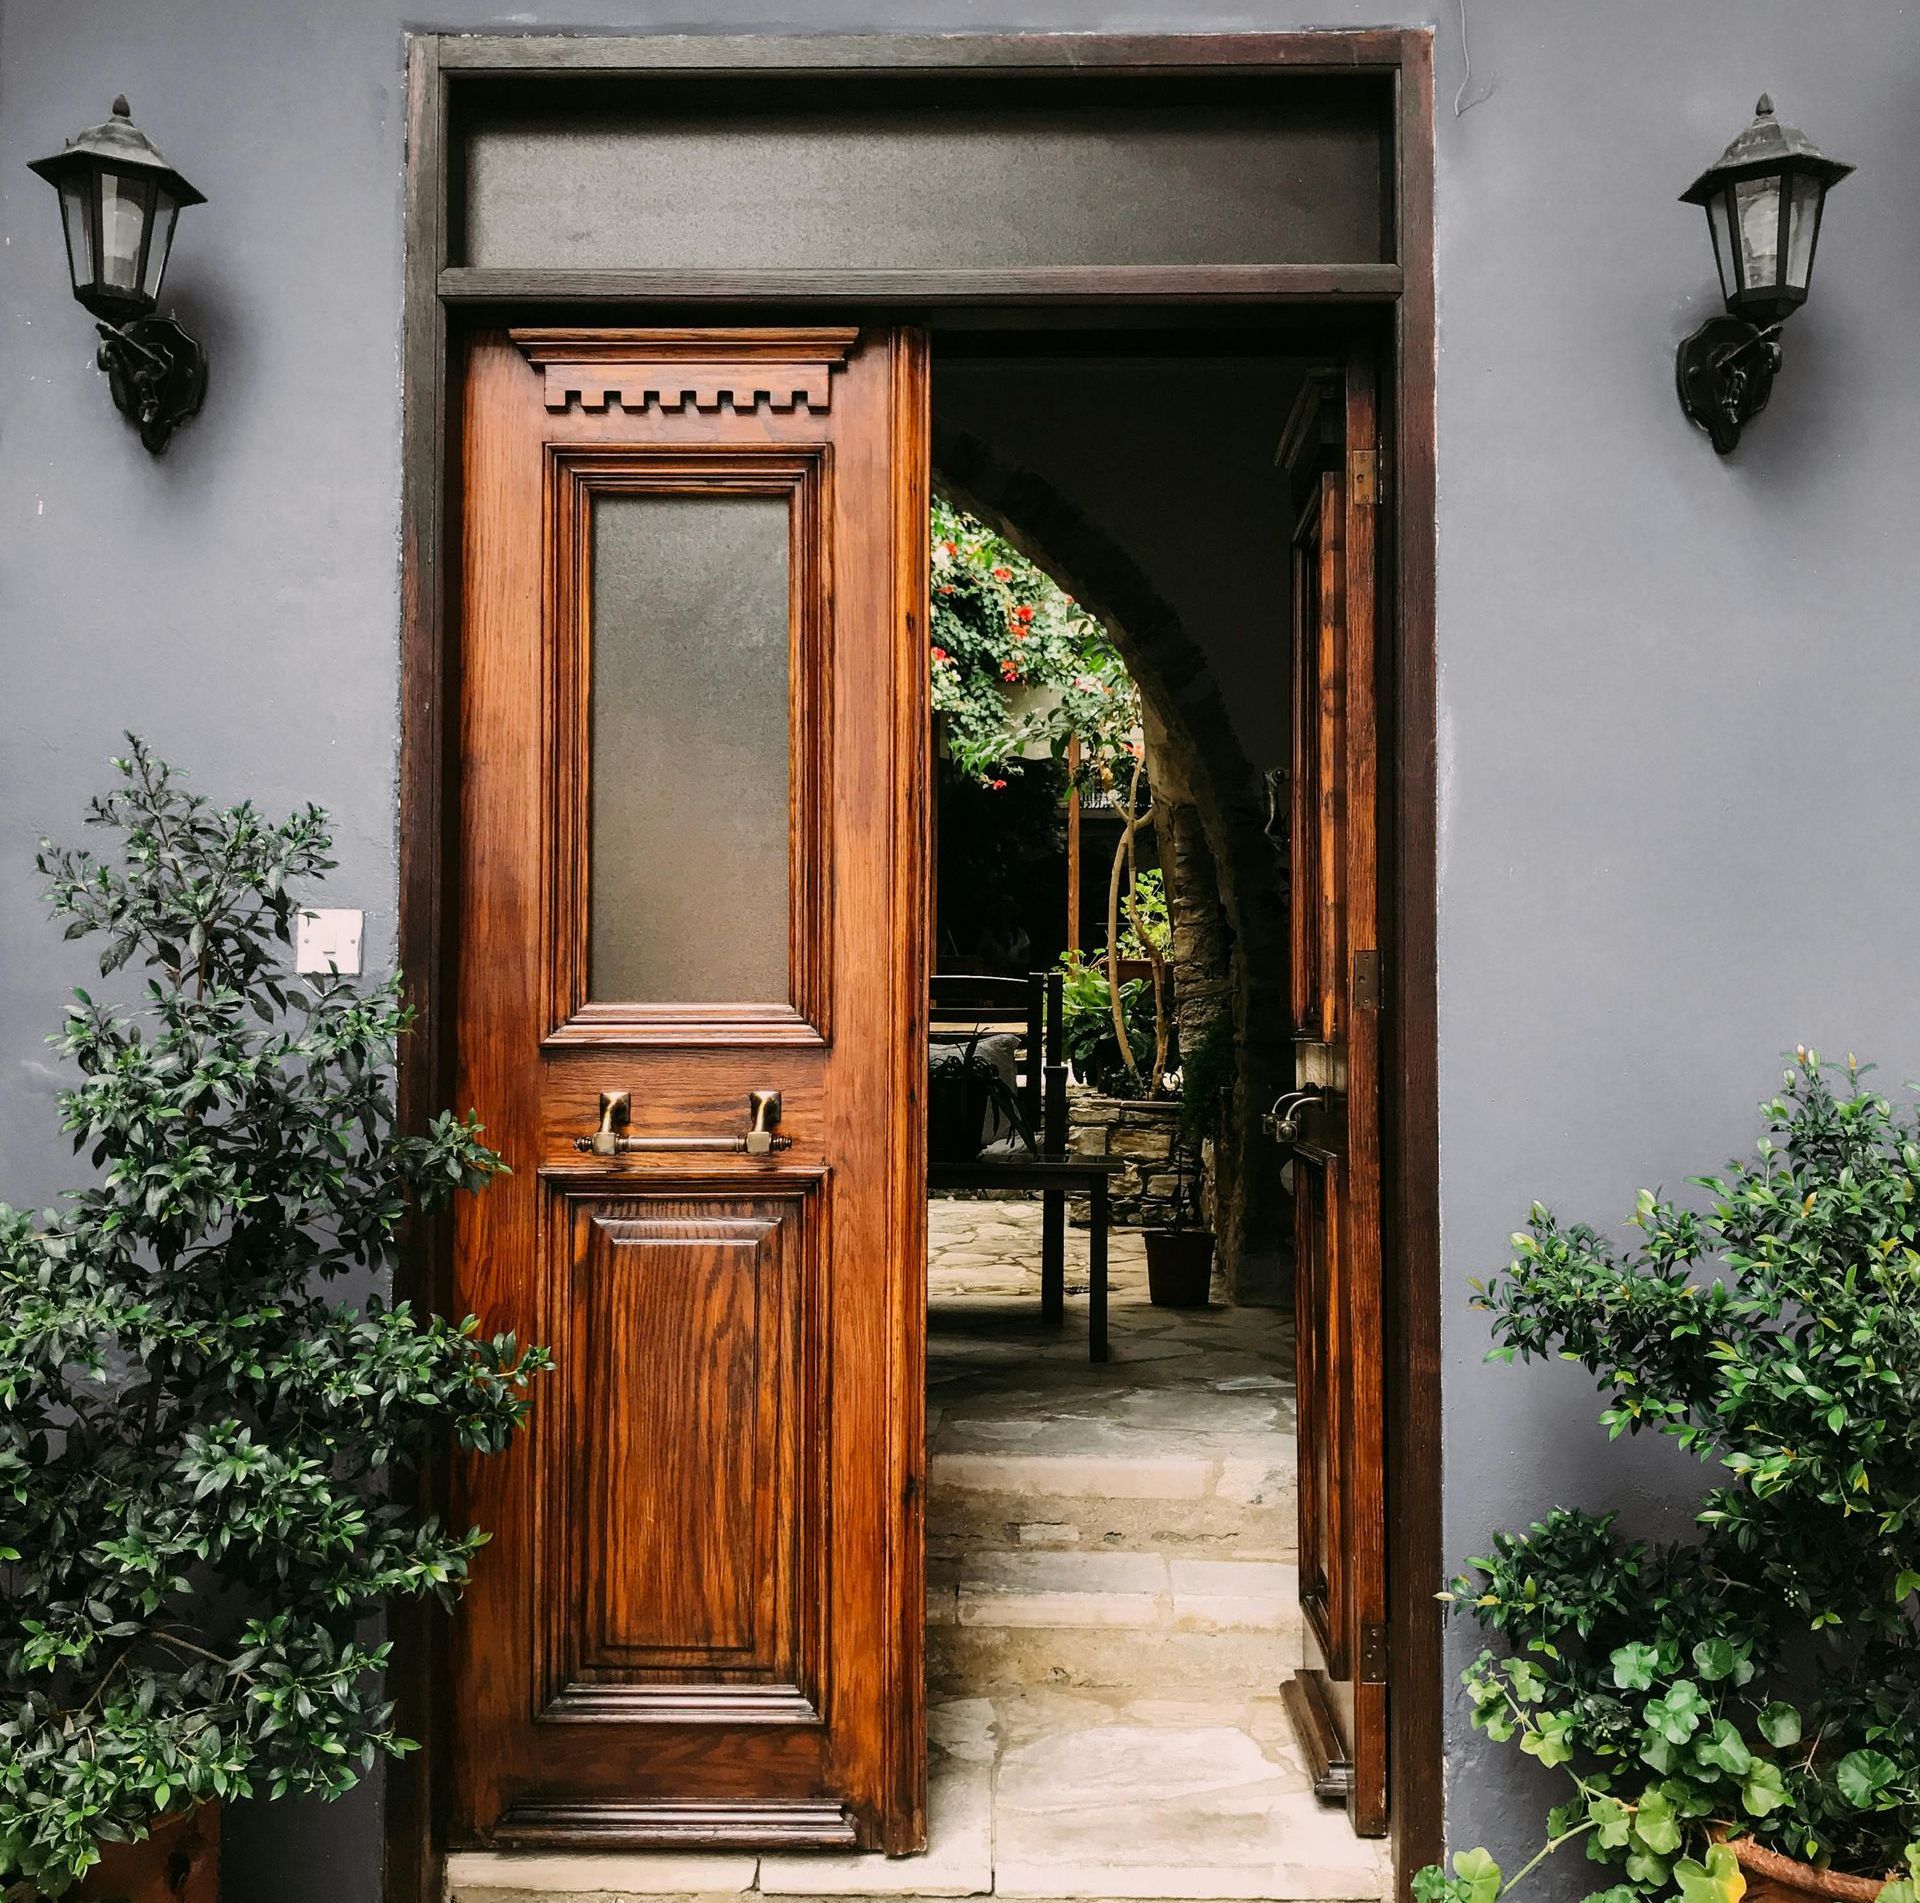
[
  {"left": 444, "top": 321, "right": 1393, "bottom": 1858},
  {"left": 448, "top": 327, "right": 929, "bottom": 1852}
]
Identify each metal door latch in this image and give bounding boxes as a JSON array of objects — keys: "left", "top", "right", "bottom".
[
  {"left": 575, "top": 1089, "right": 791, "bottom": 1156},
  {"left": 744, "top": 1089, "right": 784, "bottom": 1155},
  {"left": 1262, "top": 1085, "right": 1325, "bottom": 1148}
]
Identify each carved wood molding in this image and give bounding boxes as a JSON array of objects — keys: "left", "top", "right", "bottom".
[{"left": 513, "top": 328, "right": 859, "bottom": 414}]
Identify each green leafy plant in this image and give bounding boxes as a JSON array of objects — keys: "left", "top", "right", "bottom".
[
  {"left": 1418, "top": 1052, "right": 1920, "bottom": 1903},
  {"left": 0, "top": 741, "right": 547, "bottom": 1900},
  {"left": 1057, "top": 956, "right": 1154, "bottom": 1100},
  {"left": 929, "top": 498, "right": 1139, "bottom": 790},
  {"left": 927, "top": 502, "right": 1172, "bottom": 1087}
]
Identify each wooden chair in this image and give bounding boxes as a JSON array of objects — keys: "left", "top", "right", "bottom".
[{"left": 926, "top": 970, "right": 1122, "bottom": 1361}]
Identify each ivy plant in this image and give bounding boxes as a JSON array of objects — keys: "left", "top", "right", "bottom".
[
  {"left": 1419, "top": 1052, "right": 1920, "bottom": 1903},
  {"left": 0, "top": 741, "right": 547, "bottom": 1900}
]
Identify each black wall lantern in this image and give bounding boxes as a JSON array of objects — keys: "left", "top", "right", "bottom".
[
  {"left": 1676, "top": 96, "right": 1852, "bottom": 454},
  {"left": 29, "top": 97, "right": 207, "bottom": 454}
]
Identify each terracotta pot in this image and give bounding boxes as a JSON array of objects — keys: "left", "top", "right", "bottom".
[
  {"left": 1144, "top": 1230, "right": 1215, "bottom": 1307},
  {"left": 76, "top": 1805, "right": 219, "bottom": 1903},
  {"left": 1727, "top": 1837, "right": 1891, "bottom": 1903}
]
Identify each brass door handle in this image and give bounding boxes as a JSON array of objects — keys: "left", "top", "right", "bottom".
[{"left": 575, "top": 1089, "right": 791, "bottom": 1156}]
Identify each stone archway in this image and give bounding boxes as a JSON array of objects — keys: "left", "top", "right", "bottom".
[{"left": 932, "top": 419, "right": 1293, "bottom": 1304}]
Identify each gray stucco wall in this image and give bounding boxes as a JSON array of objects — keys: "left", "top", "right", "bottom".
[{"left": 7, "top": 4, "right": 1920, "bottom": 1898}]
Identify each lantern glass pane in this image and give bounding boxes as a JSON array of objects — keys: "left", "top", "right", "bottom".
[
  {"left": 1785, "top": 172, "right": 1824, "bottom": 290},
  {"left": 141, "top": 192, "right": 179, "bottom": 302},
  {"left": 1734, "top": 175, "right": 1783, "bottom": 292},
  {"left": 98, "top": 169, "right": 152, "bottom": 297},
  {"left": 1705, "top": 191, "right": 1736, "bottom": 301},
  {"left": 58, "top": 174, "right": 95, "bottom": 293}
]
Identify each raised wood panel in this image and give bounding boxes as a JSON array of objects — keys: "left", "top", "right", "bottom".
[
  {"left": 539, "top": 1190, "right": 821, "bottom": 1720},
  {"left": 588, "top": 1212, "right": 770, "bottom": 1658},
  {"left": 1293, "top": 1149, "right": 1344, "bottom": 1675}
]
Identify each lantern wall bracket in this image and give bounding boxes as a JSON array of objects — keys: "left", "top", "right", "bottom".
[
  {"left": 1675, "top": 315, "right": 1782, "bottom": 456},
  {"left": 95, "top": 314, "right": 207, "bottom": 455}
]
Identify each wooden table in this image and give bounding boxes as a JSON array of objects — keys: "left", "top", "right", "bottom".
[{"left": 927, "top": 1156, "right": 1126, "bottom": 1362}]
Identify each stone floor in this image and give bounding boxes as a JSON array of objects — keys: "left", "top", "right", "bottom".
[{"left": 447, "top": 1201, "right": 1389, "bottom": 1903}]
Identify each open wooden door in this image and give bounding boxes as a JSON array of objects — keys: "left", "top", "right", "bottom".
[
  {"left": 448, "top": 328, "right": 929, "bottom": 1854},
  {"left": 1277, "top": 348, "right": 1389, "bottom": 1838}
]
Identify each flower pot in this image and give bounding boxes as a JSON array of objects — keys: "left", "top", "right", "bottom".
[
  {"left": 1144, "top": 1230, "right": 1215, "bottom": 1307},
  {"left": 1727, "top": 1838, "right": 1893, "bottom": 1903},
  {"left": 77, "top": 1804, "right": 219, "bottom": 1903}
]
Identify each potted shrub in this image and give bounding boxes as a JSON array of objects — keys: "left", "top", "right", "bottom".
[
  {"left": 1141, "top": 1016, "right": 1233, "bottom": 1308},
  {"left": 1418, "top": 1052, "right": 1920, "bottom": 1903},
  {"left": 0, "top": 742, "right": 547, "bottom": 1902}
]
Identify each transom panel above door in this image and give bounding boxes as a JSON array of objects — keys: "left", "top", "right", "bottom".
[{"left": 448, "top": 327, "right": 929, "bottom": 1854}]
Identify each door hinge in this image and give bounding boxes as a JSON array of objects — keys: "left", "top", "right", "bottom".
[
  {"left": 1352, "top": 948, "right": 1384, "bottom": 1011},
  {"left": 1349, "top": 446, "right": 1388, "bottom": 506},
  {"left": 1359, "top": 1621, "right": 1390, "bottom": 1685}
]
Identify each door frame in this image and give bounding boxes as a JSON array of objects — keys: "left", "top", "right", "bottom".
[{"left": 395, "top": 30, "right": 1439, "bottom": 1903}]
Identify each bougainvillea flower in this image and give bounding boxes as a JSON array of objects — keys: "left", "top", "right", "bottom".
[
  {"left": 1013, "top": 604, "right": 1035, "bottom": 624},
  {"left": 1000, "top": 659, "right": 1020, "bottom": 682},
  {"left": 991, "top": 565, "right": 1013, "bottom": 582},
  {"left": 931, "top": 646, "right": 951, "bottom": 663}
]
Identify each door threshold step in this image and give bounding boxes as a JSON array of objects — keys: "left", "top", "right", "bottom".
[
  {"left": 931, "top": 1445, "right": 1294, "bottom": 1507},
  {"left": 928, "top": 1552, "right": 1302, "bottom": 1634},
  {"left": 448, "top": 1861, "right": 1387, "bottom": 1903}
]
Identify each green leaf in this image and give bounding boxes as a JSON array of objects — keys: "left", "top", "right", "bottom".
[
  {"left": 1631, "top": 1786, "right": 1682, "bottom": 1857},
  {"left": 1507, "top": 1658, "right": 1547, "bottom": 1703},
  {"left": 1521, "top": 1710, "right": 1576, "bottom": 1768},
  {"left": 1741, "top": 1759, "right": 1788, "bottom": 1818},
  {"left": 1611, "top": 1642, "right": 1659, "bottom": 1690},
  {"left": 1756, "top": 1703, "right": 1801, "bottom": 1749},
  {"left": 1835, "top": 1749, "right": 1898, "bottom": 1809},
  {"left": 1452, "top": 1847, "right": 1502, "bottom": 1903},
  {"left": 1695, "top": 1720, "right": 1753, "bottom": 1777},
  {"left": 1691, "top": 1638, "right": 1738, "bottom": 1682},
  {"left": 1673, "top": 1843, "right": 1747, "bottom": 1903},
  {"left": 1589, "top": 1796, "right": 1632, "bottom": 1850},
  {"left": 1644, "top": 1681, "right": 1710, "bottom": 1746}
]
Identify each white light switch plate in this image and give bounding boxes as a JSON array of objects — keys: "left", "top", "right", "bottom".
[{"left": 296, "top": 908, "right": 364, "bottom": 976}]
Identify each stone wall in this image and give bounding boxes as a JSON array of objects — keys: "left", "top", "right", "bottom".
[{"left": 1066, "top": 1085, "right": 1194, "bottom": 1229}]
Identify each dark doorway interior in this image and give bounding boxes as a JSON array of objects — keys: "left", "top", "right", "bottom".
[
  {"left": 931, "top": 337, "right": 1310, "bottom": 1304},
  {"left": 917, "top": 335, "right": 1395, "bottom": 1892}
]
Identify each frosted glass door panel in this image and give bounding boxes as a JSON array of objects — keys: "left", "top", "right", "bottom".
[{"left": 589, "top": 493, "right": 791, "bottom": 1004}]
